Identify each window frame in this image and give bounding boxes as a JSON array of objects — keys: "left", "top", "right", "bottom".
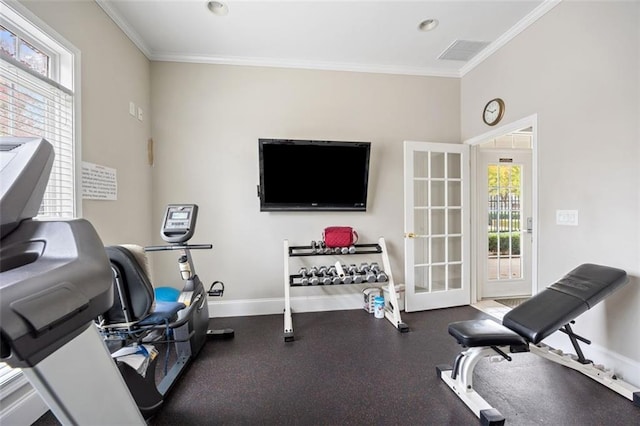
[{"left": 1, "top": 0, "right": 81, "bottom": 217}]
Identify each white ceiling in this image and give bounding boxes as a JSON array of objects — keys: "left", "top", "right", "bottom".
[{"left": 96, "top": 0, "right": 559, "bottom": 78}]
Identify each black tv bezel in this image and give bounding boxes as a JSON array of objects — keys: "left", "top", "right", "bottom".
[{"left": 258, "top": 138, "right": 371, "bottom": 212}]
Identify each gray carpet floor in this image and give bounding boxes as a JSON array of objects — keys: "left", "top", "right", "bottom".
[{"left": 33, "top": 306, "right": 640, "bottom": 425}]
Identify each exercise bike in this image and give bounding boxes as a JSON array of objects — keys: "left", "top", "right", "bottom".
[{"left": 97, "top": 204, "right": 233, "bottom": 419}]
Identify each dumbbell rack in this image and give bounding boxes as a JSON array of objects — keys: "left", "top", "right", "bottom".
[{"left": 283, "top": 236, "right": 408, "bottom": 342}]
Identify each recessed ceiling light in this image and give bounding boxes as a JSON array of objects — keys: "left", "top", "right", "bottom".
[
  {"left": 418, "top": 19, "right": 439, "bottom": 32},
  {"left": 207, "top": 1, "right": 229, "bottom": 16}
]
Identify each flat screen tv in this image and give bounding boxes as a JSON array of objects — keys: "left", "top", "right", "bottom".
[{"left": 259, "top": 139, "right": 371, "bottom": 211}]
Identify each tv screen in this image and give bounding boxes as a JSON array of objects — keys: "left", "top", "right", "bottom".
[{"left": 259, "top": 139, "right": 371, "bottom": 211}]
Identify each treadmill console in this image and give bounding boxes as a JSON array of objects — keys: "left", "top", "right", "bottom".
[
  {"left": 161, "top": 204, "right": 198, "bottom": 243},
  {"left": 0, "top": 137, "right": 113, "bottom": 368},
  {"left": 1, "top": 137, "right": 54, "bottom": 238}
]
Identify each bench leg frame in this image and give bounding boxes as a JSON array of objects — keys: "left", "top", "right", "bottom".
[
  {"left": 437, "top": 347, "right": 506, "bottom": 426},
  {"left": 532, "top": 343, "right": 640, "bottom": 405},
  {"left": 438, "top": 343, "right": 640, "bottom": 425}
]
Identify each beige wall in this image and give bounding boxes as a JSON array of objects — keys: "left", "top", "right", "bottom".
[
  {"left": 462, "top": 1, "right": 640, "bottom": 381},
  {"left": 150, "top": 63, "right": 460, "bottom": 299},
  {"left": 22, "top": 0, "right": 153, "bottom": 245}
]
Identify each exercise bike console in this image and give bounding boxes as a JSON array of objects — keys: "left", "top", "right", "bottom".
[{"left": 161, "top": 204, "right": 198, "bottom": 243}]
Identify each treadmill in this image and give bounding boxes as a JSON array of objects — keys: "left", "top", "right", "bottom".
[{"left": 0, "top": 137, "right": 145, "bottom": 425}]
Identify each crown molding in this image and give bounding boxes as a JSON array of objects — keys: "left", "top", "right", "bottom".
[
  {"left": 150, "top": 52, "right": 462, "bottom": 78},
  {"left": 460, "top": 0, "right": 562, "bottom": 76},
  {"left": 95, "top": 0, "right": 152, "bottom": 58}
]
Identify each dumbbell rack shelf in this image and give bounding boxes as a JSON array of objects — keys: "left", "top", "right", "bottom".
[{"left": 283, "top": 237, "right": 408, "bottom": 342}]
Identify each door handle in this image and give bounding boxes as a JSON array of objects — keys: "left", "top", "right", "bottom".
[
  {"left": 526, "top": 217, "right": 533, "bottom": 233},
  {"left": 405, "top": 232, "right": 416, "bottom": 239}
]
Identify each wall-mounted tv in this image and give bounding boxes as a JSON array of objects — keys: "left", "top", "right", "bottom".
[{"left": 258, "top": 139, "right": 371, "bottom": 211}]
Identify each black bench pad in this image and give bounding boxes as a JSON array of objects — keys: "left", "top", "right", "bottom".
[
  {"left": 449, "top": 319, "right": 527, "bottom": 347},
  {"left": 502, "top": 289, "right": 585, "bottom": 344},
  {"left": 503, "top": 263, "right": 627, "bottom": 344},
  {"left": 449, "top": 264, "right": 627, "bottom": 348},
  {"left": 548, "top": 263, "right": 627, "bottom": 308}
]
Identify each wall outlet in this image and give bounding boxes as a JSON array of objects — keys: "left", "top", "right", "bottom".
[
  {"left": 137, "top": 107, "right": 143, "bottom": 121},
  {"left": 556, "top": 210, "right": 578, "bottom": 226}
]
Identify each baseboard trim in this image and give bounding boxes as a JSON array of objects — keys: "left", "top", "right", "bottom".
[{"left": 208, "top": 293, "right": 364, "bottom": 318}]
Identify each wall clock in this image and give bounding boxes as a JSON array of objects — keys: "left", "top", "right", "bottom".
[{"left": 482, "top": 98, "right": 505, "bottom": 126}]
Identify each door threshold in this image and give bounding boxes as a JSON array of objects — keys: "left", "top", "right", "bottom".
[{"left": 471, "top": 299, "right": 512, "bottom": 321}]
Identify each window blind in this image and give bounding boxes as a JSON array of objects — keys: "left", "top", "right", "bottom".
[{"left": 0, "top": 54, "right": 75, "bottom": 218}]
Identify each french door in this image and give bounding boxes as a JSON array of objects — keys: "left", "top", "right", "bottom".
[{"left": 403, "top": 141, "right": 470, "bottom": 312}]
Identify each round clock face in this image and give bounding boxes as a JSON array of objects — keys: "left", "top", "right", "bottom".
[{"left": 483, "top": 98, "right": 505, "bottom": 126}]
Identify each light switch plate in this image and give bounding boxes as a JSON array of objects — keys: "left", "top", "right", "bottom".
[{"left": 556, "top": 210, "right": 578, "bottom": 226}]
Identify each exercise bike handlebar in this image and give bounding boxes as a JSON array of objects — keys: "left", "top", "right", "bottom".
[{"left": 144, "top": 244, "right": 212, "bottom": 252}]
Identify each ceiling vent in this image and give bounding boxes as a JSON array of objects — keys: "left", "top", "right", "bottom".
[{"left": 438, "top": 40, "right": 491, "bottom": 61}]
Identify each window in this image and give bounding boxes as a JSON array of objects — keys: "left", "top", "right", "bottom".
[
  {"left": 0, "top": 4, "right": 78, "bottom": 218},
  {"left": 0, "top": 2, "right": 79, "bottom": 416}
]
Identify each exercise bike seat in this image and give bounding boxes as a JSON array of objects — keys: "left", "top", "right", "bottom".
[{"left": 103, "top": 245, "right": 184, "bottom": 327}]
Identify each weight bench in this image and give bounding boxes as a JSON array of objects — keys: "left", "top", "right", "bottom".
[{"left": 437, "top": 263, "right": 640, "bottom": 425}]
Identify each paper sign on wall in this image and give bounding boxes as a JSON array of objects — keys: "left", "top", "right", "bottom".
[{"left": 82, "top": 161, "right": 117, "bottom": 200}]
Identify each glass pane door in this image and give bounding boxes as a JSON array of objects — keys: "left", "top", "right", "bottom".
[
  {"left": 404, "top": 141, "right": 469, "bottom": 311},
  {"left": 478, "top": 150, "right": 532, "bottom": 299}
]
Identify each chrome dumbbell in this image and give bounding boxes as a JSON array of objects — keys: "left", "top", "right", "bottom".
[
  {"left": 348, "top": 264, "right": 363, "bottom": 283},
  {"left": 338, "top": 263, "right": 353, "bottom": 284},
  {"left": 318, "top": 241, "right": 331, "bottom": 255},
  {"left": 370, "top": 262, "right": 388, "bottom": 282},
  {"left": 338, "top": 245, "right": 357, "bottom": 254},
  {"left": 360, "top": 263, "right": 377, "bottom": 283},
  {"left": 318, "top": 266, "right": 332, "bottom": 285},
  {"left": 298, "top": 267, "right": 310, "bottom": 285},
  {"left": 308, "top": 266, "right": 320, "bottom": 285},
  {"left": 328, "top": 266, "right": 343, "bottom": 285}
]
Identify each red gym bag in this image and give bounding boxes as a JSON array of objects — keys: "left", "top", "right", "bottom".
[{"left": 323, "top": 226, "right": 358, "bottom": 248}]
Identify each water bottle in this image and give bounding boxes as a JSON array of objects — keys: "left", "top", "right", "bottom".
[
  {"left": 374, "top": 296, "right": 385, "bottom": 319},
  {"left": 178, "top": 255, "right": 191, "bottom": 280}
]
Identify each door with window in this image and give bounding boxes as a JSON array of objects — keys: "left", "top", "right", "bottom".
[
  {"left": 478, "top": 150, "right": 532, "bottom": 298},
  {"left": 403, "top": 141, "right": 470, "bottom": 312}
]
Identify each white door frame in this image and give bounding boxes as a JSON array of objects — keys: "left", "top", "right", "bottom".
[{"left": 464, "top": 114, "right": 538, "bottom": 303}]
